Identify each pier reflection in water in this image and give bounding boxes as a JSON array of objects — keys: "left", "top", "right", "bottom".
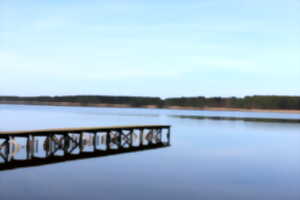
[{"left": 0, "top": 126, "right": 171, "bottom": 171}]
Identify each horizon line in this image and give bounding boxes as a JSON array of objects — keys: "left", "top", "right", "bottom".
[{"left": 1, "top": 94, "right": 300, "bottom": 99}]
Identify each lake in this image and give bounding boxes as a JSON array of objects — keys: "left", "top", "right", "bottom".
[{"left": 0, "top": 104, "right": 299, "bottom": 200}]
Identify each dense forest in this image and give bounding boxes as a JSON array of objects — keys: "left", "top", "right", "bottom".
[
  {"left": 0, "top": 95, "right": 163, "bottom": 108},
  {"left": 1, "top": 95, "right": 300, "bottom": 110},
  {"left": 164, "top": 96, "right": 300, "bottom": 110}
]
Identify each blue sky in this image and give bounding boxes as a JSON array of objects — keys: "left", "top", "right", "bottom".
[{"left": 1, "top": 0, "right": 299, "bottom": 97}]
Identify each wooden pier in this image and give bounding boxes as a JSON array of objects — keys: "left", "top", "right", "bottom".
[{"left": 0, "top": 125, "right": 171, "bottom": 171}]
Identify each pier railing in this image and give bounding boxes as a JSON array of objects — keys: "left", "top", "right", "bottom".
[{"left": 0, "top": 125, "right": 171, "bottom": 171}]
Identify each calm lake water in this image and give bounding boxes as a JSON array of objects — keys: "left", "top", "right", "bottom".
[{"left": 0, "top": 104, "right": 299, "bottom": 200}]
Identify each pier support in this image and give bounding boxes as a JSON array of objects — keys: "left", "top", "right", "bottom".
[{"left": 0, "top": 125, "right": 171, "bottom": 170}]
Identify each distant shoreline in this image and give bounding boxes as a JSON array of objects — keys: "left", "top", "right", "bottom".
[
  {"left": 1, "top": 101, "right": 300, "bottom": 114},
  {"left": 167, "top": 106, "right": 300, "bottom": 114}
]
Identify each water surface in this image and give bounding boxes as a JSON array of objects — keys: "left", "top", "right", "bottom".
[{"left": 0, "top": 104, "right": 299, "bottom": 200}]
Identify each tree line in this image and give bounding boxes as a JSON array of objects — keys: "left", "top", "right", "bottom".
[
  {"left": 1, "top": 95, "right": 300, "bottom": 110},
  {"left": 164, "top": 95, "right": 300, "bottom": 110},
  {"left": 0, "top": 95, "right": 163, "bottom": 107}
]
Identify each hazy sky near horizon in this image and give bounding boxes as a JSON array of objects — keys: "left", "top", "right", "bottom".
[{"left": 1, "top": 0, "right": 300, "bottom": 97}]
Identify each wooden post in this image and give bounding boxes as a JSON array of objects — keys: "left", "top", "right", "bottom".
[
  {"left": 50, "top": 134, "right": 56, "bottom": 156},
  {"left": 96, "top": 134, "right": 99, "bottom": 146},
  {"left": 118, "top": 130, "right": 122, "bottom": 149},
  {"left": 32, "top": 136, "right": 36, "bottom": 158},
  {"left": 10, "top": 136, "right": 15, "bottom": 161},
  {"left": 5, "top": 137, "right": 10, "bottom": 163},
  {"left": 140, "top": 129, "right": 144, "bottom": 147},
  {"left": 106, "top": 131, "right": 111, "bottom": 150},
  {"left": 35, "top": 137, "right": 39, "bottom": 153},
  {"left": 148, "top": 129, "right": 153, "bottom": 145},
  {"left": 129, "top": 129, "right": 133, "bottom": 148},
  {"left": 26, "top": 135, "right": 30, "bottom": 160},
  {"left": 93, "top": 132, "right": 97, "bottom": 151},
  {"left": 157, "top": 129, "right": 162, "bottom": 144},
  {"left": 46, "top": 135, "right": 52, "bottom": 157},
  {"left": 79, "top": 132, "right": 83, "bottom": 153},
  {"left": 167, "top": 128, "right": 171, "bottom": 145},
  {"left": 63, "top": 134, "right": 69, "bottom": 155}
]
